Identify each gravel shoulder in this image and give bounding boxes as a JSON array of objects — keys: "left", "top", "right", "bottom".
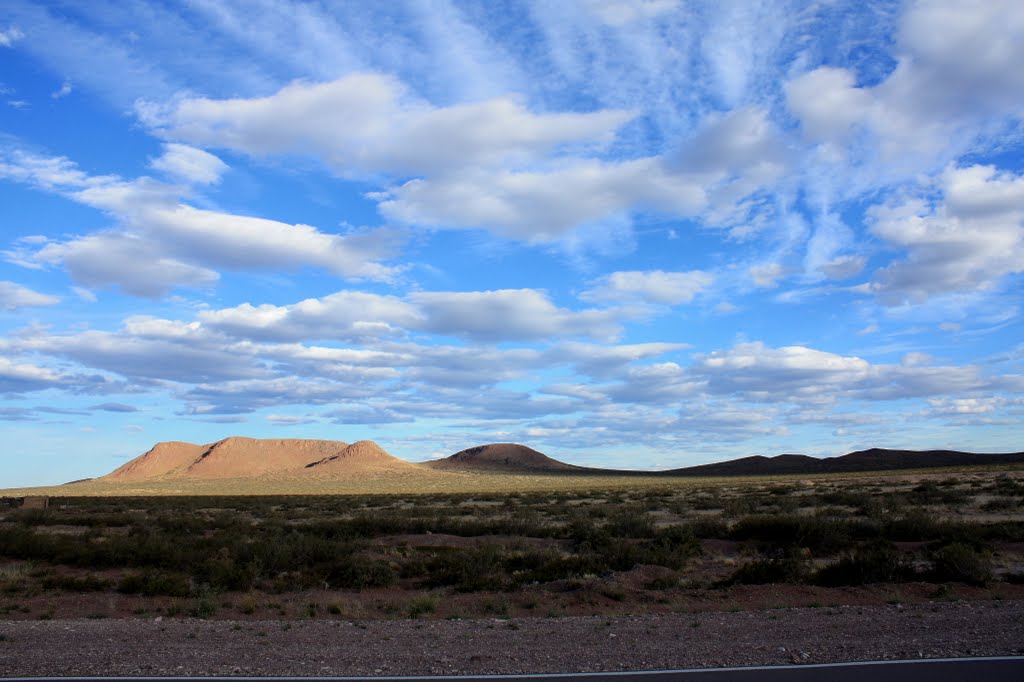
[{"left": 3, "top": 599, "right": 1023, "bottom": 676}]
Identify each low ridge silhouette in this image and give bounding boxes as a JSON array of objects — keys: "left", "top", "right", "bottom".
[{"left": 99, "top": 437, "right": 1024, "bottom": 483}]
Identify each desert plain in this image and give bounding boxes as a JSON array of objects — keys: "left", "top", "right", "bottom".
[{"left": 2, "top": 438, "right": 1023, "bottom": 674}]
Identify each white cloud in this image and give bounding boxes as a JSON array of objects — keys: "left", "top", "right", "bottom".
[
  {"left": 867, "top": 165, "right": 1024, "bottom": 304},
  {"left": 605, "top": 361, "right": 700, "bottom": 404},
  {"left": 581, "top": 270, "right": 713, "bottom": 305},
  {"left": 199, "top": 291, "right": 418, "bottom": 342},
  {"left": 714, "top": 302, "right": 738, "bottom": 315},
  {"left": 35, "top": 233, "right": 220, "bottom": 298},
  {"left": 786, "top": 1, "right": 1024, "bottom": 163},
  {"left": 265, "top": 414, "right": 318, "bottom": 426},
  {"left": 0, "top": 357, "right": 64, "bottom": 393},
  {"left": 0, "top": 26, "right": 24, "bottom": 47},
  {"left": 901, "top": 352, "right": 933, "bottom": 367},
  {"left": 72, "top": 286, "right": 97, "bottom": 303},
  {"left": 142, "top": 76, "right": 789, "bottom": 247},
  {"left": 818, "top": 255, "right": 866, "bottom": 280},
  {"left": 676, "top": 402, "right": 786, "bottom": 440},
  {"left": 149, "top": 143, "right": 228, "bottom": 184},
  {"left": 142, "top": 73, "right": 635, "bottom": 178},
  {"left": 785, "top": 67, "right": 872, "bottom": 142},
  {"left": 409, "top": 289, "right": 622, "bottom": 342},
  {"left": 51, "top": 79, "right": 72, "bottom": 99},
  {"left": 550, "top": 341, "right": 686, "bottom": 378},
  {"left": 675, "top": 107, "right": 787, "bottom": 178},
  {"left": 0, "top": 148, "right": 112, "bottom": 189},
  {"left": 184, "top": 377, "right": 359, "bottom": 414},
  {"left": 376, "top": 158, "right": 705, "bottom": 242},
  {"left": 893, "top": 0, "right": 1024, "bottom": 117},
  {"left": 926, "top": 396, "right": 1023, "bottom": 420},
  {"left": 201, "top": 287, "right": 626, "bottom": 343},
  {"left": 694, "top": 342, "right": 870, "bottom": 401},
  {"left": 691, "top": 341, "right": 1020, "bottom": 404},
  {"left": 582, "top": 0, "right": 680, "bottom": 26},
  {"left": 9, "top": 324, "right": 264, "bottom": 384},
  {"left": 749, "top": 262, "right": 785, "bottom": 288},
  {"left": 1, "top": 149, "right": 402, "bottom": 296},
  {"left": 0, "top": 281, "right": 60, "bottom": 310}
]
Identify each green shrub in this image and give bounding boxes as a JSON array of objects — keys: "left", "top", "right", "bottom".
[
  {"left": 981, "top": 498, "right": 1018, "bottom": 512},
  {"left": 724, "top": 546, "right": 811, "bottom": 585},
  {"left": 425, "top": 545, "right": 506, "bottom": 592},
  {"left": 691, "top": 517, "right": 728, "bottom": 539},
  {"left": 929, "top": 542, "right": 992, "bottom": 586},
  {"left": 189, "top": 596, "right": 216, "bottom": 619},
  {"left": 118, "top": 570, "right": 191, "bottom": 597},
  {"left": 730, "top": 514, "right": 869, "bottom": 554},
  {"left": 325, "top": 557, "right": 396, "bottom": 590},
  {"left": 407, "top": 594, "right": 439, "bottom": 618},
  {"left": 814, "top": 541, "right": 917, "bottom": 586},
  {"left": 40, "top": 573, "right": 112, "bottom": 592},
  {"left": 604, "top": 508, "right": 655, "bottom": 538}
]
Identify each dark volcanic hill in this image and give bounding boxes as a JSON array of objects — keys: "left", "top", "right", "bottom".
[
  {"left": 424, "top": 443, "right": 588, "bottom": 473},
  {"left": 667, "top": 448, "right": 1024, "bottom": 477}
]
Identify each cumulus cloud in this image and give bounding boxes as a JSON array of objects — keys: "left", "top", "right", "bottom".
[
  {"left": 141, "top": 76, "right": 787, "bottom": 246},
  {"left": 35, "top": 232, "right": 220, "bottom": 298},
  {"left": 675, "top": 107, "right": 787, "bottom": 178},
  {"left": 202, "top": 288, "right": 625, "bottom": 343},
  {"left": 199, "top": 291, "right": 418, "bottom": 342},
  {"left": 149, "top": 143, "right": 228, "bottom": 184},
  {"left": 605, "top": 361, "right": 700, "bottom": 404},
  {"left": 673, "top": 107, "right": 789, "bottom": 230},
  {"left": 141, "top": 74, "right": 635, "bottom": 178},
  {"left": 785, "top": 68, "right": 872, "bottom": 142},
  {"left": 693, "top": 343, "right": 870, "bottom": 401},
  {"left": 866, "top": 165, "right": 1024, "bottom": 304},
  {"left": 580, "top": 270, "right": 713, "bottom": 305},
  {"left": 690, "top": 341, "right": 1020, "bottom": 404},
  {"left": 376, "top": 158, "right": 705, "bottom": 242},
  {"left": 1, "top": 149, "right": 401, "bottom": 296},
  {"left": 786, "top": 1, "right": 1024, "bottom": 161},
  {"left": 0, "top": 357, "right": 65, "bottom": 394},
  {"left": 183, "top": 377, "right": 361, "bottom": 415},
  {"left": 749, "top": 262, "right": 786, "bottom": 288},
  {"left": 410, "top": 289, "right": 622, "bottom": 341},
  {"left": 675, "top": 402, "right": 786, "bottom": 440},
  {"left": 0, "top": 281, "right": 59, "bottom": 310},
  {"left": 365, "top": 104, "right": 781, "bottom": 248},
  {"left": 9, "top": 325, "right": 265, "bottom": 384}
]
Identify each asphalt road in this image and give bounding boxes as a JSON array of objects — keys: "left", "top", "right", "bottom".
[{"left": 5, "top": 657, "right": 1024, "bottom": 682}]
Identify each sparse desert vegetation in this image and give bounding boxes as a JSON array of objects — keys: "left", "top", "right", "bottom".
[{"left": 2, "top": 467, "right": 1023, "bottom": 621}]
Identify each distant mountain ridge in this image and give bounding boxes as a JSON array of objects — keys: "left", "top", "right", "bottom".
[
  {"left": 665, "top": 448, "right": 1024, "bottom": 476},
  {"left": 97, "top": 437, "right": 1024, "bottom": 484}
]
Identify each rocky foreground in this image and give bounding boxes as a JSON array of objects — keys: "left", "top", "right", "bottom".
[{"left": 2, "top": 600, "right": 1022, "bottom": 675}]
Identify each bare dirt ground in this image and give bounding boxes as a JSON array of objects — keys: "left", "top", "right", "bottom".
[{"left": 2, "top": 600, "right": 1022, "bottom": 676}]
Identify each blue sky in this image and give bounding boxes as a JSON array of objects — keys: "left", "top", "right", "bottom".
[{"left": 1, "top": 1, "right": 1023, "bottom": 486}]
